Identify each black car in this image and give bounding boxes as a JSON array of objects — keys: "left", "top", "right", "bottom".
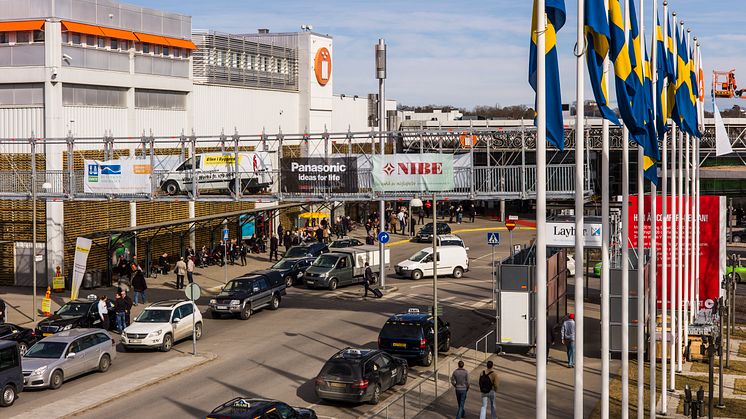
[
  {"left": 270, "top": 257, "right": 316, "bottom": 287},
  {"left": 377, "top": 308, "right": 451, "bottom": 366},
  {"left": 0, "top": 340, "right": 23, "bottom": 407},
  {"left": 329, "top": 238, "right": 363, "bottom": 249},
  {"left": 416, "top": 222, "right": 451, "bottom": 242},
  {"left": 315, "top": 348, "right": 407, "bottom": 405},
  {"left": 206, "top": 398, "right": 317, "bottom": 419},
  {"left": 35, "top": 297, "right": 109, "bottom": 337},
  {"left": 284, "top": 243, "right": 329, "bottom": 259},
  {"left": 208, "top": 270, "right": 286, "bottom": 320},
  {"left": 0, "top": 324, "right": 39, "bottom": 356}
]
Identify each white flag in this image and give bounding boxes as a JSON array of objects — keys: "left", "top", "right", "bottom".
[{"left": 714, "top": 103, "right": 733, "bottom": 156}]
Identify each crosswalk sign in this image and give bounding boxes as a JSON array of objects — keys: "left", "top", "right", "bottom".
[{"left": 487, "top": 232, "right": 500, "bottom": 246}]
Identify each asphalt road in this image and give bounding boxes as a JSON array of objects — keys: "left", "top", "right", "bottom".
[{"left": 5, "top": 222, "right": 535, "bottom": 419}]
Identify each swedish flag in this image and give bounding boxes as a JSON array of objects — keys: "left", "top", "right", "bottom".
[
  {"left": 654, "top": 15, "right": 670, "bottom": 142},
  {"left": 672, "top": 24, "right": 699, "bottom": 138},
  {"left": 688, "top": 43, "right": 702, "bottom": 138},
  {"left": 585, "top": 0, "right": 620, "bottom": 125},
  {"left": 638, "top": 47, "right": 660, "bottom": 186},
  {"left": 529, "top": 0, "right": 567, "bottom": 150},
  {"left": 608, "top": 0, "right": 647, "bottom": 132},
  {"left": 664, "top": 14, "right": 676, "bottom": 118}
]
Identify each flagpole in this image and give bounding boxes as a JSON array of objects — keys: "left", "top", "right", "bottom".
[
  {"left": 621, "top": 2, "right": 631, "bottom": 418},
  {"left": 535, "top": 0, "right": 548, "bottom": 417},
  {"left": 660, "top": 1, "right": 670, "bottom": 413},
  {"left": 684, "top": 24, "right": 692, "bottom": 351},
  {"left": 636, "top": 4, "right": 646, "bottom": 418},
  {"left": 574, "top": 1, "right": 585, "bottom": 417},
  {"left": 601, "top": 48, "right": 611, "bottom": 419},
  {"left": 695, "top": 40, "right": 703, "bottom": 314},
  {"left": 674, "top": 13, "right": 684, "bottom": 376},
  {"left": 646, "top": 1, "right": 658, "bottom": 416}
]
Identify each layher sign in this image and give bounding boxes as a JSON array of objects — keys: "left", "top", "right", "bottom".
[{"left": 372, "top": 154, "right": 454, "bottom": 192}]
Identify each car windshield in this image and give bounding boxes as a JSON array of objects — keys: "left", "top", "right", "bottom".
[
  {"left": 314, "top": 255, "right": 339, "bottom": 269},
  {"left": 441, "top": 240, "right": 463, "bottom": 247},
  {"left": 56, "top": 302, "right": 91, "bottom": 317},
  {"left": 320, "top": 360, "right": 361, "bottom": 380},
  {"left": 285, "top": 247, "right": 310, "bottom": 258},
  {"left": 330, "top": 241, "right": 347, "bottom": 248},
  {"left": 271, "top": 260, "right": 296, "bottom": 269},
  {"left": 223, "top": 278, "right": 253, "bottom": 293},
  {"left": 135, "top": 309, "right": 171, "bottom": 323},
  {"left": 381, "top": 322, "right": 423, "bottom": 339},
  {"left": 409, "top": 250, "right": 430, "bottom": 262},
  {"left": 24, "top": 341, "right": 67, "bottom": 359}
]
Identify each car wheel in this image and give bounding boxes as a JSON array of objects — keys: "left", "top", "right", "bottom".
[
  {"left": 285, "top": 275, "right": 293, "bottom": 288},
  {"left": 49, "top": 370, "right": 64, "bottom": 390},
  {"left": 98, "top": 354, "right": 111, "bottom": 372},
  {"left": 441, "top": 335, "right": 451, "bottom": 352},
  {"left": 160, "top": 334, "right": 173, "bottom": 352},
  {"left": 452, "top": 267, "right": 464, "bottom": 279},
  {"left": 369, "top": 384, "right": 382, "bottom": 405},
  {"left": 270, "top": 294, "right": 280, "bottom": 310},
  {"left": 17, "top": 342, "right": 28, "bottom": 357},
  {"left": 1, "top": 385, "right": 16, "bottom": 407},
  {"left": 240, "top": 303, "right": 252, "bottom": 320},
  {"left": 398, "top": 367, "right": 408, "bottom": 386},
  {"left": 163, "top": 180, "right": 180, "bottom": 195},
  {"left": 194, "top": 322, "right": 203, "bottom": 340},
  {"left": 328, "top": 278, "right": 338, "bottom": 291},
  {"left": 735, "top": 235, "right": 742, "bottom": 243},
  {"left": 422, "top": 348, "right": 433, "bottom": 366},
  {"left": 411, "top": 270, "right": 423, "bottom": 281}
]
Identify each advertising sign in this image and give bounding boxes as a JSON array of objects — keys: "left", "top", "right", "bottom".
[
  {"left": 70, "top": 237, "right": 92, "bottom": 301},
  {"left": 84, "top": 159, "right": 152, "bottom": 194},
  {"left": 372, "top": 154, "right": 454, "bottom": 192},
  {"left": 628, "top": 195, "right": 725, "bottom": 309},
  {"left": 280, "top": 157, "right": 358, "bottom": 193},
  {"left": 546, "top": 222, "right": 603, "bottom": 247}
]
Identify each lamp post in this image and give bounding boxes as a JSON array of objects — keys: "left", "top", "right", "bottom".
[
  {"left": 31, "top": 175, "right": 52, "bottom": 323},
  {"left": 375, "top": 39, "right": 387, "bottom": 291}
]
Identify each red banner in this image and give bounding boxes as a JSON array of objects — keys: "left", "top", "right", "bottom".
[{"left": 628, "top": 195, "right": 725, "bottom": 309}]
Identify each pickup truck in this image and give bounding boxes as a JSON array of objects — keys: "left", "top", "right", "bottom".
[
  {"left": 207, "top": 270, "right": 286, "bottom": 320},
  {"left": 303, "top": 245, "right": 390, "bottom": 290}
]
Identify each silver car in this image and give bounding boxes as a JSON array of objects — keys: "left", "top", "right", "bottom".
[{"left": 22, "top": 328, "right": 116, "bottom": 389}]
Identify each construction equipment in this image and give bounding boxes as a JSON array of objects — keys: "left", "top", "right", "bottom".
[{"left": 713, "top": 69, "right": 746, "bottom": 99}]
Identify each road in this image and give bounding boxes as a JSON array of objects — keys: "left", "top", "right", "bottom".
[{"left": 5, "top": 220, "right": 535, "bottom": 419}]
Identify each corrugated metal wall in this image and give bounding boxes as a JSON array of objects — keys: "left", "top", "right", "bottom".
[
  {"left": 63, "top": 106, "right": 128, "bottom": 139},
  {"left": 0, "top": 107, "right": 44, "bottom": 153},
  {"left": 135, "top": 108, "right": 188, "bottom": 137}
]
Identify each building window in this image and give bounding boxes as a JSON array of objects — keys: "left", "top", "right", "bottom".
[
  {"left": 120, "top": 40, "right": 129, "bottom": 50},
  {"left": 86, "top": 35, "right": 95, "bottom": 46},
  {"left": 0, "top": 83, "right": 45, "bottom": 106},
  {"left": 135, "top": 89, "right": 187, "bottom": 110},
  {"left": 33, "top": 30, "right": 44, "bottom": 43},
  {"left": 110, "top": 38, "right": 118, "bottom": 50},
  {"left": 154, "top": 44, "right": 161, "bottom": 55},
  {"left": 173, "top": 47, "right": 180, "bottom": 58},
  {"left": 72, "top": 33, "right": 81, "bottom": 45},
  {"left": 62, "top": 84, "right": 126, "bottom": 107},
  {"left": 16, "top": 31, "right": 30, "bottom": 43},
  {"left": 97, "top": 37, "right": 105, "bottom": 48},
  {"left": 142, "top": 43, "right": 150, "bottom": 53},
  {"left": 0, "top": 33, "right": 8, "bottom": 44},
  {"left": 162, "top": 46, "right": 169, "bottom": 56}
]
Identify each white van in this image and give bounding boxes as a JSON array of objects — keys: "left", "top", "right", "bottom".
[
  {"left": 159, "top": 152, "right": 273, "bottom": 195},
  {"left": 437, "top": 234, "right": 468, "bottom": 250},
  {"left": 394, "top": 246, "right": 469, "bottom": 280}
]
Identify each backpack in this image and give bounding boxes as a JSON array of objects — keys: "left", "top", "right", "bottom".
[{"left": 479, "top": 370, "right": 493, "bottom": 393}]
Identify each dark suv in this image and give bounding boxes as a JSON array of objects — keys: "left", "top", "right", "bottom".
[
  {"left": 377, "top": 309, "right": 451, "bottom": 366},
  {"left": 416, "top": 222, "right": 451, "bottom": 242},
  {"left": 270, "top": 257, "right": 316, "bottom": 287},
  {"left": 284, "top": 243, "right": 329, "bottom": 259},
  {"left": 0, "top": 340, "right": 23, "bottom": 407},
  {"left": 315, "top": 348, "right": 407, "bottom": 405},
  {"left": 208, "top": 270, "right": 286, "bottom": 320}
]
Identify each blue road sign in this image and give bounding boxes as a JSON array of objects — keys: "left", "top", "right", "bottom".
[
  {"left": 487, "top": 232, "right": 500, "bottom": 246},
  {"left": 223, "top": 228, "right": 229, "bottom": 241},
  {"left": 377, "top": 231, "right": 390, "bottom": 244}
]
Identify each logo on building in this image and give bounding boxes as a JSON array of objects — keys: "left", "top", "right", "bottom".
[
  {"left": 87, "top": 164, "right": 99, "bottom": 182},
  {"left": 100, "top": 165, "right": 122, "bottom": 175},
  {"left": 314, "top": 47, "right": 332, "bottom": 86},
  {"left": 383, "top": 163, "right": 395, "bottom": 176}
]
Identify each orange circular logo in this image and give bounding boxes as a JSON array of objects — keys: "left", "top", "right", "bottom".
[{"left": 314, "top": 47, "right": 332, "bottom": 86}]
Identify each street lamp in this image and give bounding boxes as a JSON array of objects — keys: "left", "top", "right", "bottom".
[{"left": 32, "top": 181, "right": 52, "bottom": 322}]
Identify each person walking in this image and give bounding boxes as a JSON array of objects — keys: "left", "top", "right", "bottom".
[
  {"left": 97, "top": 295, "right": 109, "bottom": 330},
  {"left": 277, "top": 223, "right": 284, "bottom": 240},
  {"left": 132, "top": 265, "right": 147, "bottom": 306},
  {"left": 478, "top": 360, "right": 499, "bottom": 419},
  {"left": 121, "top": 290, "right": 133, "bottom": 326},
  {"left": 269, "top": 234, "right": 279, "bottom": 261},
  {"left": 470, "top": 203, "right": 477, "bottom": 223},
  {"left": 187, "top": 256, "right": 195, "bottom": 284},
  {"left": 397, "top": 209, "right": 406, "bottom": 235},
  {"left": 175, "top": 256, "right": 187, "bottom": 290},
  {"left": 561, "top": 313, "right": 576, "bottom": 368},
  {"left": 362, "top": 263, "right": 374, "bottom": 298},
  {"left": 456, "top": 205, "right": 464, "bottom": 224},
  {"left": 239, "top": 243, "right": 247, "bottom": 266},
  {"left": 451, "top": 360, "right": 469, "bottom": 419},
  {"left": 418, "top": 207, "right": 426, "bottom": 224},
  {"left": 0, "top": 297, "right": 6, "bottom": 323},
  {"left": 113, "top": 293, "right": 127, "bottom": 333}
]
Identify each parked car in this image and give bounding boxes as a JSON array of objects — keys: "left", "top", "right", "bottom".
[
  {"left": 0, "top": 324, "right": 40, "bottom": 356},
  {"left": 315, "top": 348, "right": 407, "bottom": 405},
  {"left": 415, "top": 222, "right": 451, "bottom": 242},
  {"left": 303, "top": 246, "right": 390, "bottom": 290},
  {"left": 284, "top": 243, "right": 329, "bottom": 259},
  {"left": 35, "top": 296, "right": 109, "bottom": 337},
  {"left": 726, "top": 260, "right": 746, "bottom": 283},
  {"left": 0, "top": 340, "right": 23, "bottom": 407},
  {"left": 121, "top": 300, "right": 202, "bottom": 352},
  {"left": 206, "top": 398, "right": 317, "bottom": 419},
  {"left": 394, "top": 246, "right": 469, "bottom": 280},
  {"left": 270, "top": 257, "right": 316, "bottom": 287},
  {"left": 160, "top": 152, "right": 273, "bottom": 195},
  {"left": 377, "top": 308, "right": 451, "bottom": 366},
  {"left": 329, "top": 238, "right": 363, "bottom": 249},
  {"left": 208, "top": 270, "right": 286, "bottom": 320},
  {"left": 22, "top": 328, "right": 116, "bottom": 390}
]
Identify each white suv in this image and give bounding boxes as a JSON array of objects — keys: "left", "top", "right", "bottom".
[{"left": 121, "top": 300, "right": 202, "bottom": 352}]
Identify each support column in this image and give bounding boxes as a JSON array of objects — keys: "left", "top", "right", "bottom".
[
  {"left": 189, "top": 201, "right": 196, "bottom": 251},
  {"left": 129, "top": 202, "right": 137, "bottom": 258}
]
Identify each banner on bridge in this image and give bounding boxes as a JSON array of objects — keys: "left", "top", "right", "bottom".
[
  {"left": 84, "top": 159, "right": 152, "bottom": 194},
  {"left": 372, "top": 154, "right": 454, "bottom": 192},
  {"left": 280, "top": 157, "right": 358, "bottom": 193}
]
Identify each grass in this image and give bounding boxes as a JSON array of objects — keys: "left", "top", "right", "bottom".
[
  {"left": 736, "top": 378, "right": 746, "bottom": 396},
  {"left": 588, "top": 359, "right": 664, "bottom": 419},
  {"left": 740, "top": 342, "right": 746, "bottom": 358},
  {"left": 689, "top": 360, "right": 746, "bottom": 376}
]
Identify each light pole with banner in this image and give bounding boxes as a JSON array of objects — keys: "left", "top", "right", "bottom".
[
  {"left": 184, "top": 283, "right": 201, "bottom": 356},
  {"left": 375, "top": 38, "right": 387, "bottom": 291},
  {"left": 488, "top": 232, "right": 501, "bottom": 345},
  {"left": 506, "top": 215, "right": 518, "bottom": 255},
  {"left": 223, "top": 220, "right": 229, "bottom": 284}
]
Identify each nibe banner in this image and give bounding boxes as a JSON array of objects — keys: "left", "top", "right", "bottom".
[
  {"left": 280, "top": 157, "right": 358, "bottom": 193},
  {"left": 372, "top": 154, "right": 454, "bottom": 192},
  {"left": 84, "top": 159, "right": 152, "bottom": 194}
]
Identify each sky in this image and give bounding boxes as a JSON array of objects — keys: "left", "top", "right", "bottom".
[{"left": 137, "top": 0, "right": 746, "bottom": 110}]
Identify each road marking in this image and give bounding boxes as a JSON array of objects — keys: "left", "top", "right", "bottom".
[{"left": 408, "top": 279, "right": 487, "bottom": 289}]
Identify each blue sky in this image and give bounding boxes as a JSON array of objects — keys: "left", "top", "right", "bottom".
[{"left": 138, "top": 0, "right": 746, "bottom": 110}]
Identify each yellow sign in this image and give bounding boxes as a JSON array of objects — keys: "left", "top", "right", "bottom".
[
  {"left": 132, "top": 164, "right": 152, "bottom": 174},
  {"left": 52, "top": 275, "right": 64, "bottom": 291},
  {"left": 41, "top": 298, "right": 51, "bottom": 315},
  {"left": 204, "top": 155, "right": 242, "bottom": 165}
]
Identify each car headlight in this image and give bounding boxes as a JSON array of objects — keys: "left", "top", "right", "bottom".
[
  {"left": 209, "top": 299, "right": 217, "bottom": 305},
  {"left": 148, "top": 330, "right": 163, "bottom": 338},
  {"left": 230, "top": 300, "right": 240, "bottom": 305},
  {"left": 61, "top": 324, "right": 73, "bottom": 331},
  {"left": 32, "top": 366, "right": 47, "bottom": 376}
]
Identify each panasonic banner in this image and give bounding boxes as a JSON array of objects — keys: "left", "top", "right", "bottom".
[
  {"left": 280, "top": 157, "right": 358, "bottom": 193},
  {"left": 372, "top": 154, "right": 454, "bottom": 192},
  {"left": 84, "top": 159, "right": 152, "bottom": 194}
]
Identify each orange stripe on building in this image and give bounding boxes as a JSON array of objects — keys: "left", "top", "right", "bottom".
[{"left": 0, "top": 20, "right": 45, "bottom": 32}]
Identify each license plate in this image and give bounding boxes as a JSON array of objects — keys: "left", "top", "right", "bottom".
[
  {"left": 43, "top": 333, "right": 52, "bottom": 337},
  {"left": 217, "top": 306, "right": 227, "bottom": 310},
  {"left": 306, "top": 281, "right": 314, "bottom": 284},
  {"left": 392, "top": 342, "right": 407, "bottom": 348},
  {"left": 130, "top": 339, "right": 141, "bottom": 343},
  {"left": 329, "top": 382, "right": 346, "bottom": 388}
]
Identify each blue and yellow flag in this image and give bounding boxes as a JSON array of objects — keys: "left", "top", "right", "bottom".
[
  {"left": 672, "top": 24, "right": 698, "bottom": 138},
  {"left": 584, "top": 0, "right": 620, "bottom": 125},
  {"left": 654, "top": 15, "right": 670, "bottom": 142},
  {"left": 688, "top": 43, "right": 702, "bottom": 138},
  {"left": 529, "top": 0, "right": 567, "bottom": 150},
  {"left": 608, "top": 0, "right": 647, "bottom": 133},
  {"left": 638, "top": 47, "right": 660, "bottom": 186},
  {"left": 664, "top": 14, "right": 676, "bottom": 118}
]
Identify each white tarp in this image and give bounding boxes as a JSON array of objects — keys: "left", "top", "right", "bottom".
[
  {"left": 714, "top": 103, "right": 734, "bottom": 156},
  {"left": 84, "top": 159, "right": 152, "bottom": 194},
  {"left": 70, "top": 237, "right": 92, "bottom": 300},
  {"left": 372, "top": 154, "right": 455, "bottom": 192}
]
